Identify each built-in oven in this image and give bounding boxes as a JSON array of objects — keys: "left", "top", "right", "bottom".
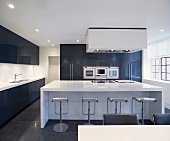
[
  {"left": 95, "top": 67, "right": 107, "bottom": 79},
  {"left": 106, "top": 67, "right": 119, "bottom": 79},
  {"left": 83, "top": 67, "right": 96, "bottom": 79}
]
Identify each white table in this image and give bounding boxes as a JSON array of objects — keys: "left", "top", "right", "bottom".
[{"left": 41, "top": 80, "right": 164, "bottom": 128}]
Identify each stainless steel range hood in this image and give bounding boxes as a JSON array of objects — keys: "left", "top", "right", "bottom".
[{"left": 86, "top": 28, "right": 147, "bottom": 53}]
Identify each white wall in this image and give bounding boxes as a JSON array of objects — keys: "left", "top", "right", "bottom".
[
  {"left": 33, "top": 47, "right": 60, "bottom": 84},
  {"left": 0, "top": 63, "right": 34, "bottom": 82},
  {"left": 0, "top": 47, "right": 60, "bottom": 84},
  {"left": 143, "top": 79, "right": 170, "bottom": 109}
]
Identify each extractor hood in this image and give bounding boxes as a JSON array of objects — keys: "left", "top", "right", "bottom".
[{"left": 86, "top": 28, "right": 147, "bottom": 53}]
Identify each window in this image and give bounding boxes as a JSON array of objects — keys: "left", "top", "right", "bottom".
[
  {"left": 147, "top": 38, "right": 170, "bottom": 81},
  {"left": 151, "top": 59, "right": 159, "bottom": 79},
  {"left": 161, "top": 57, "right": 170, "bottom": 81}
]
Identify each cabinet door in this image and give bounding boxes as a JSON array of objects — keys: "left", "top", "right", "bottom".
[
  {"left": 84, "top": 53, "right": 96, "bottom": 66},
  {"left": 71, "top": 45, "right": 86, "bottom": 57},
  {"left": 72, "top": 57, "right": 84, "bottom": 80},
  {"left": 29, "top": 82, "right": 36, "bottom": 102},
  {"left": 0, "top": 91, "right": 4, "bottom": 127},
  {"left": 60, "top": 44, "right": 73, "bottom": 57},
  {"left": 29, "top": 45, "right": 39, "bottom": 65},
  {"left": 106, "top": 53, "right": 117, "bottom": 66},
  {"left": 60, "top": 57, "right": 72, "bottom": 80},
  {"left": 35, "top": 79, "right": 45, "bottom": 98},
  {"left": 95, "top": 53, "right": 107, "bottom": 66}
]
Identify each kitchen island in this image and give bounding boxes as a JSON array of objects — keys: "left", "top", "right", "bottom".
[{"left": 41, "top": 80, "right": 164, "bottom": 128}]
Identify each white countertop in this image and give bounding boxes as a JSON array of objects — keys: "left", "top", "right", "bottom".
[
  {"left": 41, "top": 80, "right": 163, "bottom": 92},
  {"left": 0, "top": 77, "right": 45, "bottom": 92}
]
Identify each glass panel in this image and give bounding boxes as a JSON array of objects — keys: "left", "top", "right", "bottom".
[
  {"left": 161, "top": 66, "right": 166, "bottom": 72},
  {"left": 156, "top": 59, "right": 159, "bottom": 65},
  {"left": 151, "top": 59, "right": 155, "bottom": 65},
  {"left": 167, "top": 58, "right": 170, "bottom": 65},
  {"left": 161, "top": 73, "right": 166, "bottom": 80},
  {"left": 152, "top": 66, "right": 155, "bottom": 72},
  {"left": 109, "top": 70, "right": 117, "bottom": 77},
  {"left": 167, "top": 73, "right": 170, "bottom": 81},
  {"left": 155, "top": 73, "right": 159, "bottom": 79},
  {"left": 161, "top": 58, "right": 166, "bottom": 65},
  {"left": 151, "top": 73, "right": 156, "bottom": 78},
  {"left": 167, "top": 66, "right": 170, "bottom": 73},
  {"left": 156, "top": 66, "right": 159, "bottom": 72}
]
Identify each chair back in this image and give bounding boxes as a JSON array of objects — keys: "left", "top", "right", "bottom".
[
  {"left": 153, "top": 113, "right": 170, "bottom": 125},
  {"left": 103, "top": 114, "right": 139, "bottom": 125}
]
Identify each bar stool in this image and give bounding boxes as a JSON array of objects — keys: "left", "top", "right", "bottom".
[
  {"left": 52, "top": 97, "right": 69, "bottom": 132},
  {"left": 82, "top": 98, "right": 98, "bottom": 125},
  {"left": 132, "top": 97, "right": 156, "bottom": 125},
  {"left": 107, "top": 97, "right": 128, "bottom": 114}
]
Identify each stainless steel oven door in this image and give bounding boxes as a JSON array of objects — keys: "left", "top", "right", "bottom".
[
  {"left": 83, "top": 67, "right": 95, "bottom": 79},
  {"left": 107, "top": 67, "right": 119, "bottom": 79}
]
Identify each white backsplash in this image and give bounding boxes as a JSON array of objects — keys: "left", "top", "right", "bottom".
[{"left": 0, "top": 63, "right": 34, "bottom": 82}]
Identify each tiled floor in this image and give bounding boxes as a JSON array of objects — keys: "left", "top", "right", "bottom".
[
  {"left": 0, "top": 99, "right": 169, "bottom": 141},
  {"left": 0, "top": 100, "right": 102, "bottom": 141}
]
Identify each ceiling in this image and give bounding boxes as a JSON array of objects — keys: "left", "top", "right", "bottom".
[{"left": 0, "top": 0, "right": 170, "bottom": 47}]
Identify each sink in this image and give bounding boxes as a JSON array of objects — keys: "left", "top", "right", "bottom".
[{"left": 10, "top": 79, "right": 30, "bottom": 83}]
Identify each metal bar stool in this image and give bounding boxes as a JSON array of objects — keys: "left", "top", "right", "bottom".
[
  {"left": 132, "top": 97, "right": 156, "bottom": 125},
  {"left": 82, "top": 98, "right": 98, "bottom": 125},
  {"left": 107, "top": 97, "right": 128, "bottom": 114},
  {"left": 52, "top": 97, "right": 69, "bottom": 132}
]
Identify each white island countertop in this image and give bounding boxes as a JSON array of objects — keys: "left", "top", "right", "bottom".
[{"left": 41, "top": 80, "right": 163, "bottom": 92}]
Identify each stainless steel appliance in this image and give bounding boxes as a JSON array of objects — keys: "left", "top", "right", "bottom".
[
  {"left": 95, "top": 67, "right": 107, "bottom": 79},
  {"left": 106, "top": 67, "right": 119, "bottom": 79},
  {"left": 83, "top": 67, "right": 96, "bottom": 79}
]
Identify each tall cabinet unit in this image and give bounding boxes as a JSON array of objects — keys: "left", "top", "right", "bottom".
[
  {"left": 0, "top": 25, "right": 39, "bottom": 65},
  {"left": 118, "top": 51, "right": 142, "bottom": 82},
  {"left": 60, "top": 44, "right": 86, "bottom": 80},
  {"left": 60, "top": 44, "right": 142, "bottom": 82}
]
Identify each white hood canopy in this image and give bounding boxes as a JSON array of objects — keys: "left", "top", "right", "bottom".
[{"left": 86, "top": 28, "right": 147, "bottom": 53}]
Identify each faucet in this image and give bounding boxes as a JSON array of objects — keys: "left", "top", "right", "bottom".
[{"left": 14, "top": 74, "right": 22, "bottom": 82}]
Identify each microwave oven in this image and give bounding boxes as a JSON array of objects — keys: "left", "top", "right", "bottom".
[{"left": 95, "top": 67, "right": 107, "bottom": 75}]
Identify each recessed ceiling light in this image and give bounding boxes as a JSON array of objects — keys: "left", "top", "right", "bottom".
[
  {"left": 77, "top": 40, "right": 79, "bottom": 43},
  {"left": 36, "top": 29, "right": 39, "bottom": 32},
  {"left": 8, "top": 4, "right": 14, "bottom": 9},
  {"left": 47, "top": 40, "right": 50, "bottom": 42},
  {"left": 160, "top": 29, "right": 164, "bottom": 32},
  {"left": 52, "top": 44, "right": 54, "bottom": 46}
]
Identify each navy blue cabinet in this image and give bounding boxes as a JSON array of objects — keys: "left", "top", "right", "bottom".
[
  {"left": 60, "top": 44, "right": 85, "bottom": 80},
  {"left": 0, "top": 25, "right": 39, "bottom": 65},
  {"left": 0, "top": 78, "right": 45, "bottom": 128},
  {"left": 118, "top": 51, "right": 142, "bottom": 82},
  {"left": 60, "top": 44, "right": 142, "bottom": 82},
  {"left": 0, "top": 91, "right": 5, "bottom": 127}
]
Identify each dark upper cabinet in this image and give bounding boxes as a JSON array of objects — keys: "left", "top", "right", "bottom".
[
  {"left": 0, "top": 25, "right": 39, "bottom": 65},
  {"left": 95, "top": 53, "right": 107, "bottom": 66},
  {"left": 106, "top": 53, "right": 117, "bottom": 67},
  {"left": 84, "top": 53, "right": 96, "bottom": 66}
]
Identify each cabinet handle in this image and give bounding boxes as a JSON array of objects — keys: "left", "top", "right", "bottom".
[
  {"left": 131, "top": 64, "right": 132, "bottom": 80},
  {"left": 70, "top": 64, "right": 71, "bottom": 80},
  {"left": 72, "top": 64, "right": 73, "bottom": 80},
  {"left": 128, "top": 64, "right": 130, "bottom": 80}
]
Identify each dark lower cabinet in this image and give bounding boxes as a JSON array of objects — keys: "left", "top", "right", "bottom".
[{"left": 0, "top": 78, "right": 45, "bottom": 128}]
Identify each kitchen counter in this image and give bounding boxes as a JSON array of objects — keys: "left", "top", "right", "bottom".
[
  {"left": 41, "top": 80, "right": 164, "bottom": 128},
  {"left": 0, "top": 76, "right": 45, "bottom": 92},
  {"left": 41, "top": 80, "right": 162, "bottom": 91}
]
